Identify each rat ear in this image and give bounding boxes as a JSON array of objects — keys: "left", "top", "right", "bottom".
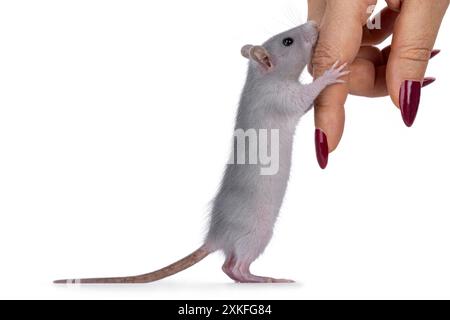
[
  {"left": 249, "top": 46, "right": 273, "bottom": 71},
  {"left": 241, "top": 45, "right": 253, "bottom": 59}
]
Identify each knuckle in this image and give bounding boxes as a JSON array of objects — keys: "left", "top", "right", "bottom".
[
  {"left": 396, "top": 44, "right": 432, "bottom": 63},
  {"left": 312, "top": 43, "right": 340, "bottom": 76}
]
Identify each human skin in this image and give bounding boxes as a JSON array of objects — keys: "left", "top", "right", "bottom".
[{"left": 307, "top": 0, "right": 449, "bottom": 168}]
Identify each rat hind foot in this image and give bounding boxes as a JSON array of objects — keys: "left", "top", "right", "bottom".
[
  {"left": 222, "top": 255, "right": 240, "bottom": 282},
  {"left": 231, "top": 270, "right": 294, "bottom": 283},
  {"left": 222, "top": 258, "right": 294, "bottom": 283},
  {"left": 236, "top": 274, "right": 295, "bottom": 283}
]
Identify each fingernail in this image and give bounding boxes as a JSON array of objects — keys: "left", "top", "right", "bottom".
[
  {"left": 399, "top": 80, "right": 421, "bottom": 127},
  {"left": 315, "top": 129, "right": 328, "bottom": 169},
  {"left": 422, "top": 77, "right": 436, "bottom": 88},
  {"left": 430, "top": 49, "right": 441, "bottom": 59}
]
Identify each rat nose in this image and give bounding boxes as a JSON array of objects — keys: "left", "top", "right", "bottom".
[{"left": 303, "top": 21, "right": 319, "bottom": 42}]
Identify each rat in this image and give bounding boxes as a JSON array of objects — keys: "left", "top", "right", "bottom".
[{"left": 55, "top": 21, "right": 348, "bottom": 284}]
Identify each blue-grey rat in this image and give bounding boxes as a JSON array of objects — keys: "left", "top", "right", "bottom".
[{"left": 55, "top": 21, "right": 348, "bottom": 284}]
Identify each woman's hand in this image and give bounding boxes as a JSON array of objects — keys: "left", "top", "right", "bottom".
[{"left": 308, "top": 0, "right": 449, "bottom": 169}]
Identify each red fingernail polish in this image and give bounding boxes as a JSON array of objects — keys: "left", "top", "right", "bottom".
[
  {"left": 315, "top": 129, "right": 328, "bottom": 169},
  {"left": 399, "top": 80, "right": 422, "bottom": 127},
  {"left": 422, "top": 77, "right": 436, "bottom": 88},
  {"left": 430, "top": 49, "right": 441, "bottom": 59}
]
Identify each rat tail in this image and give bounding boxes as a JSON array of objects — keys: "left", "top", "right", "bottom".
[{"left": 54, "top": 245, "right": 211, "bottom": 284}]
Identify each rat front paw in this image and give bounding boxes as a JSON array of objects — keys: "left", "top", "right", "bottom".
[{"left": 321, "top": 61, "right": 350, "bottom": 85}]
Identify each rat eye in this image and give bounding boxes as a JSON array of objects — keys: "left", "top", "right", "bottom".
[{"left": 282, "top": 37, "right": 294, "bottom": 47}]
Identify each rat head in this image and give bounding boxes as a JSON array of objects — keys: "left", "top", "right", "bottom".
[{"left": 241, "top": 21, "right": 318, "bottom": 80}]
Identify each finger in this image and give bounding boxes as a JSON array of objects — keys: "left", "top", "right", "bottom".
[
  {"left": 307, "top": 0, "right": 327, "bottom": 75},
  {"left": 383, "top": 45, "right": 442, "bottom": 66},
  {"left": 313, "top": 0, "right": 377, "bottom": 169},
  {"left": 348, "top": 45, "right": 439, "bottom": 97},
  {"left": 357, "top": 46, "right": 384, "bottom": 65},
  {"left": 307, "top": 0, "right": 327, "bottom": 24},
  {"left": 362, "top": 7, "right": 399, "bottom": 45},
  {"left": 349, "top": 46, "right": 388, "bottom": 97},
  {"left": 349, "top": 58, "right": 388, "bottom": 97},
  {"left": 386, "top": 0, "right": 449, "bottom": 127}
]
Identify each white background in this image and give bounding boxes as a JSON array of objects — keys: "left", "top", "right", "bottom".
[{"left": 0, "top": 0, "right": 449, "bottom": 300}]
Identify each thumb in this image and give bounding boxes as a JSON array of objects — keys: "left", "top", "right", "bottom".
[
  {"left": 313, "top": 0, "right": 377, "bottom": 169},
  {"left": 386, "top": 0, "right": 449, "bottom": 127}
]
